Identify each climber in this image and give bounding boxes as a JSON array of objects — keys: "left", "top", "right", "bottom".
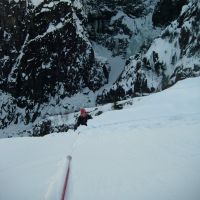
[{"left": 74, "top": 108, "right": 92, "bottom": 130}]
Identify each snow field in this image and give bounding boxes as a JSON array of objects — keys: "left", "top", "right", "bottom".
[
  {"left": 0, "top": 77, "right": 200, "bottom": 200},
  {"left": 0, "top": 133, "right": 78, "bottom": 200}
]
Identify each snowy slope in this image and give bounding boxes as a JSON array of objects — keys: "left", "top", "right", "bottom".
[{"left": 0, "top": 77, "right": 200, "bottom": 200}]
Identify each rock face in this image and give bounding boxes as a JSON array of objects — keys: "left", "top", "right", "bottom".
[
  {"left": 0, "top": 0, "right": 161, "bottom": 134},
  {"left": 0, "top": 0, "right": 108, "bottom": 130},
  {"left": 0, "top": 0, "right": 107, "bottom": 102},
  {"left": 84, "top": 0, "right": 158, "bottom": 57},
  {"left": 152, "top": 0, "right": 187, "bottom": 27},
  {"left": 97, "top": 0, "right": 200, "bottom": 104}
]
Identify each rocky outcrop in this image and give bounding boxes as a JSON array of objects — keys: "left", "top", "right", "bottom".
[
  {"left": 0, "top": 0, "right": 161, "bottom": 134},
  {"left": 152, "top": 0, "right": 187, "bottom": 27},
  {"left": 84, "top": 0, "right": 156, "bottom": 57},
  {"left": 97, "top": 0, "right": 200, "bottom": 104},
  {"left": 0, "top": 0, "right": 107, "bottom": 102},
  {"left": 0, "top": 0, "right": 108, "bottom": 130}
]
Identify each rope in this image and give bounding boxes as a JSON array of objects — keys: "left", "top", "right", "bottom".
[{"left": 61, "top": 156, "right": 72, "bottom": 200}]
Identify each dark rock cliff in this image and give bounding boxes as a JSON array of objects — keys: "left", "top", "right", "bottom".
[
  {"left": 97, "top": 0, "right": 200, "bottom": 104},
  {"left": 0, "top": 0, "right": 108, "bottom": 130},
  {"left": 152, "top": 0, "right": 187, "bottom": 27},
  {"left": 84, "top": 0, "right": 151, "bottom": 57},
  {"left": 0, "top": 0, "right": 107, "bottom": 102}
]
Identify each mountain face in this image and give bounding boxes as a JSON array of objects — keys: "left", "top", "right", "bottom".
[
  {"left": 0, "top": 0, "right": 199, "bottom": 137},
  {"left": 0, "top": 0, "right": 160, "bottom": 135},
  {"left": 85, "top": 0, "right": 160, "bottom": 57},
  {"left": 0, "top": 0, "right": 107, "bottom": 102},
  {"left": 152, "top": 0, "right": 188, "bottom": 27},
  {"left": 0, "top": 0, "right": 109, "bottom": 132},
  {"left": 97, "top": 0, "right": 200, "bottom": 104}
]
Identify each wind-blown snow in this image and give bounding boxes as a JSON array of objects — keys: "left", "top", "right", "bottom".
[{"left": 0, "top": 77, "right": 200, "bottom": 200}]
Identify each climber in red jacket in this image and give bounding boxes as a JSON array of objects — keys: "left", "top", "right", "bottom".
[{"left": 74, "top": 108, "right": 92, "bottom": 130}]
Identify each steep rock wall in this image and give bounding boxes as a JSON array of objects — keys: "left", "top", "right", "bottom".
[{"left": 97, "top": 0, "right": 200, "bottom": 104}]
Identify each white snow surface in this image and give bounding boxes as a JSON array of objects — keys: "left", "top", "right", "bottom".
[
  {"left": 92, "top": 42, "right": 125, "bottom": 85},
  {"left": 0, "top": 77, "right": 200, "bottom": 200},
  {"left": 28, "top": 0, "right": 71, "bottom": 7},
  {"left": 29, "top": 0, "right": 43, "bottom": 7}
]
